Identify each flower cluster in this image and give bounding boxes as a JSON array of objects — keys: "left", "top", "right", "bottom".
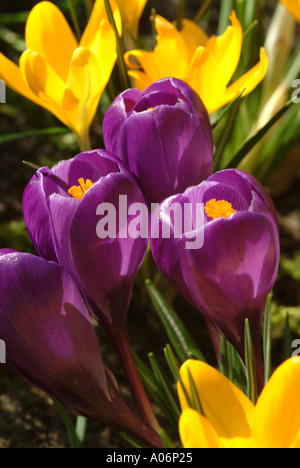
[{"left": 1, "top": 0, "right": 299, "bottom": 450}]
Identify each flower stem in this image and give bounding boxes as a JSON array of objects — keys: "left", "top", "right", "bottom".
[
  {"left": 110, "top": 321, "right": 161, "bottom": 435},
  {"left": 77, "top": 130, "right": 92, "bottom": 152}
]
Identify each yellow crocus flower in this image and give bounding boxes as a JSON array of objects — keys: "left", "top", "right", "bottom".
[
  {"left": 178, "top": 358, "right": 300, "bottom": 448},
  {"left": 115, "top": 0, "right": 147, "bottom": 39},
  {"left": 0, "top": 0, "right": 121, "bottom": 151},
  {"left": 280, "top": 0, "right": 300, "bottom": 23},
  {"left": 124, "top": 12, "right": 268, "bottom": 114}
]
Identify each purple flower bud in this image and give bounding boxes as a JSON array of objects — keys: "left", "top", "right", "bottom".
[
  {"left": 22, "top": 150, "right": 148, "bottom": 329},
  {"left": 150, "top": 169, "right": 280, "bottom": 387},
  {"left": 0, "top": 251, "right": 161, "bottom": 446},
  {"left": 103, "top": 77, "right": 213, "bottom": 205}
]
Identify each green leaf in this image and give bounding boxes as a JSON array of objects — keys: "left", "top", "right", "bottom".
[
  {"left": 187, "top": 367, "right": 204, "bottom": 415},
  {"left": 51, "top": 397, "right": 81, "bottom": 448},
  {"left": 158, "top": 428, "right": 175, "bottom": 448},
  {"left": 145, "top": 279, "right": 205, "bottom": 363},
  {"left": 104, "top": 0, "right": 130, "bottom": 91},
  {"left": 0, "top": 127, "right": 70, "bottom": 145},
  {"left": 163, "top": 344, "right": 180, "bottom": 383},
  {"left": 218, "top": 0, "right": 233, "bottom": 35},
  {"left": 151, "top": 8, "right": 157, "bottom": 48},
  {"left": 133, "top": 353, "right": 177, "bottom": 426},
  {"left": 225, "top": 98, "right": 294, "bottom": 169},
  {"left": 243, "top": 20, "right": 258, "bottom": 41},
  {"left": 263, "top": 294, "right": 272, "bottom": 385},
  {"left": 220, "top": 336, "right": 246, "bottom": 391},
  {"left": 148, "top": 353, "right": 181, "bottom": 421},
  {"left": 176, "top": 0, "right": 186, "bottom": 31},
  {"left": 119, "top": 432, "right": 149, "bottom": 448},
  {"left": 244, "top": 319, "right": 257, "bottom": 404},
  {"left": 211, "top": 88, "right": 246, "bottom": 131},
  {"left": 212, "top": 91, "right": 244, "bottom": 171},
  {"left": 75, "top": 416, "right": 87, "bottom": 448},
  {"left": 67, "top": 0, "right": 82, "bottom": 40},
  {"left": 194, "top": 0, "right": 214, "bottom": 23},
  {"left": 283, "top": 313, "right": 292, "bottom": 363}
]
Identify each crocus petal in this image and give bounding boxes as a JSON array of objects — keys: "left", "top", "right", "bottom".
[
  {"left": 205, "top": 11, "right": 242, "bottom": 88},
  {"left": 86, "top": 19, "right": 117, "bottom": 81},
  {"left": 81, "top": 17, "right": 117, "bottom": 82},
  {"left": 81, "top": 0, "right": 122, "bottom": 49},
  {"left": 184, "top": 47, "right": 226, "bottom": 113},
  {"left": 0, "top": 252, "right": 109, "bottom": 417},
  {"left": 23, "top": 150, "right": 120, "bottom": 263},
  {"left": 179, "top": 408, "right": 223, "bottom": 448},
  {"left": 253, "top": 358, "right": 300, "bottom": 448},
  {"left": 68, "top": 172, "right": 148, "bottom": 324},
  {"left": 62, "top": 47, "right": 106, "bottom": 136},
  {"left": 222, "top": 48, "right": 269, "bottom": 105},
  {"left": 177, "top": 19, "right": 208, "bottom": 58},
  {"left": 22, "top": 167, "right": 58, "bottom": 262},
  {"left": 125, "top": 16, "right": 191, "bottom": 82},
  {"left": 25, "top": 1, "right": 78, "bottom": 82},
  {"left": 280, "top": 0, "right": 300, "bottom": 23},
  {"left": 127, "top": 70, "right": 152, "bottom": 91},
  {"left": 103, "top": 88, "right": 142, "bottom": 155},
  {"left": 183, "top": 211, "right": 279, "bottom": 354},
  {"left": 117, "top": 106, "right": 212, "bottom": 204},
  {"left": 0, "top": 52, "right": 43, "bottom": 106},
  {"left": 19, "top": 49, "right": 70, "bottom": 129},
  {"left": 178, "top": 360, "right": 254, "bottom": 447},
  {"left": 115, "top": 0, "right": 147, "bottom": 38}
]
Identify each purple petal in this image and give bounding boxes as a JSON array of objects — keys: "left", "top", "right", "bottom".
[
  {"left": 182, "top": 211, "right": 279, "bottom": 353},
  {"left": 117, "top": 106, "right": 212, "bottom": 204},
  {"left": 23, "top": 151, "right": 121, "bottom": 263},
  {"left": 23, "top": 168, "right": 58, "bottom": 262},
  {"left": 0, "top": 252, "right": 110, "bottom": 417},
  {"left": 68, "top": 172, "right": 148, "bottom": 325},
  {"left": 103, "top": 89, "right": 142, "bottom": 155}
]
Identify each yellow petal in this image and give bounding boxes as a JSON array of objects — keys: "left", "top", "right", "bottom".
[
  {"left": 0, "top": 52, "right": 42, "bottom": 105},
  {"left": 185, "top": 47, "right": 226, "bottom": 113},
  {"left": 62, "top": 47, "right": 106, "bottom": 139},
  {"left": 205, "top": 11, "right": 243, "bottom": 88},
  {"left": 178, "top": 360, "right": 255, "bottom": 445},
  {"left": 125, "top": 15, "right": 190, "bottom": 82},
  {"left": 115, "top": 0, "right": 147, "bottom": 38},
  {"left": 179, "top": 408, "right": 223, "bottom": 448},
  {"left": 253, "top": 358, "right": 300, "bottom": 448},
  {"left": 80, "top": 0, "right": 122, "bottom": 51},
  {"left": 25, "top": 1, "right": 78, "bottom": 82},
  {"left": 19, "top": 49, "right": 70, "bottom": 128},
  {"left": 82, "top": 18, "right": 117, "bottom": 80},
  {"left": 176, "top": 18, "right": 208, "bottom": 61},
  {"left": 221, "top": 48, "right": 269, "bottom": 107},
  {"left": 127, "top": 70, "right": 152, "bottom": 91},
  {"left": 280, "top": 0, "right": 300, "bottom": 23}
]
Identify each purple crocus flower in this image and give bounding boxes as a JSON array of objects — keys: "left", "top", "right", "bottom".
[
  {"left": 22, "top": 150, "right": 160, "bottom": 432},
  {"left": 22, "top": 149, "right": 148, "bottom": 330},
  {"left": 0, "top": 251, "right": 162, "bottom": 447},
  {"left": 150, "top": 169, "right": 280, "bottom": 391},
  {"left": 103, "top": 77, "right": 213, "bottom": 205}
]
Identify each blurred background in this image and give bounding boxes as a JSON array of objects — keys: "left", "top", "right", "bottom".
[{"left": 0, "top": 0, "right": 299, "bottom": 448}]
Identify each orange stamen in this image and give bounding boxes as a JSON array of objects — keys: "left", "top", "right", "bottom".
[
  {"left": 68, "top": 178, "right": 94, "bottom": 201},
  {"left": 205, "top": 199, "right": 237, "bottom": 220}
]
